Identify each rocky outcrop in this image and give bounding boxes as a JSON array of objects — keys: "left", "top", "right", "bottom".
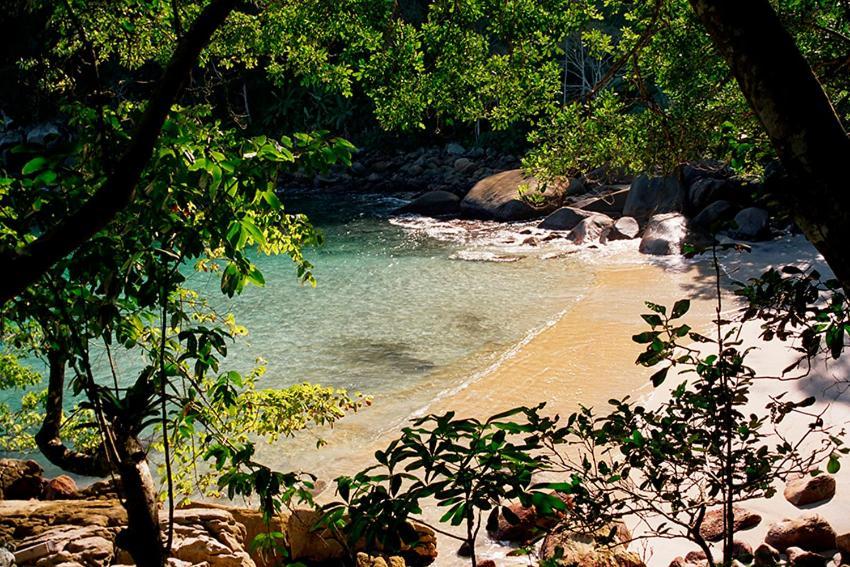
[
  {"left": 538, "top": 207, "right": 595, "bottom": 231},
  {"left": 690, "top": 200, "right": 735, "bottom": 233},
  {"left": 539, "top": 524, "right": 643, "bottom": 567},
  {"left": 461, "top": 170, "right": 567, "bottom": 221},
  {"left": 699, "top": 506, "right": 761, "bottom": 542},
  {"left": 623, "top": 175, "right": 686, "bottom": 222},
  {"left": 568, "top": 214, "right": 614, "bottom": 245},
  {"left": 764, "top": 514, "right": 836, "bottom": 552},
  {"left": 398, "top": 190, "right": 461, "bottom": 217},
  {"left": 784, "top": 474, "right": 836, "bottom": 507},
  {"left": 639, "top": 213, "right": 688, "bottom": 256},
  {"left": 356, "top": 552, "right": 406, "bottom": 567}
]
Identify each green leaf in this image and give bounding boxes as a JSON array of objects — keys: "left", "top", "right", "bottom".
[
  {"left": 671, "top": 299, "right": 690, "bottom": 319},
  {"left": 650, "top": 366, "right": 669, "bottom": 387},
  {"left": 828, "top": 455, "right": 840, "bottom": 474},
  {"left": 22, "top": 156, "right": 48, "bottom": 175}
]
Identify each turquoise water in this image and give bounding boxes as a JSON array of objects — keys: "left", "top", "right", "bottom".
[{"left": 3, "top": 189, "right": 594, "bottom": 478}]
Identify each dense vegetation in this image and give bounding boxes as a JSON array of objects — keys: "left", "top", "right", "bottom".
[{"left": 2, "top": 1, "right": 850, "bottom": 566}]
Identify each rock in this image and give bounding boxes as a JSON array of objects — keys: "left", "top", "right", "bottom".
[
  {"left": 168, "top": 508, "right": 254, "bottom": 567},
  {"left": 453, "top": 158, "right": 473, "bottom": 172},
  {"left": 487, "top": 500, "right": 565, "bottom": 543},
  {"left": 754, "top": 543, "right": 781, "bottom": 567},
  {"left": 456, "top": 541, "right": 472, "bottom": 557},
  {"left": 682, "top": 160, "right": 732, "bottom": 187},
  {"left": 764, "top": 513, "right": 836, "bottom": 552},
  {"left": 731, "top": 207, "right": 770, "bottom": 241},
  {"left": 398, "top": 191, "right": 461, "bottom": 217},
  {"left": 477, "top": 561, "right": 495, "bottom": 567},
  {"left": 623, "top": 175, "right": 686, "bottom": 222},
  {"left": 730, "top": 540, "right": 754, "bottom": 563},
  {"left": 837, "top": 532, "right": 850, "bottom": 558},
  {"left": 784, "top": 473, "right": 836, "bottom": 507},
  {"left": 538, "top": 207, "right": 596, "bottom": 231},
  {"left": 572, "top": 185, "right": 630, "bottom": 216},
  {"left": 0, "top": 547, "right": 13, "bottom": 567},
  {"left": 639, "top": 213, "right": 688, "bottom": 256},
  {"left": 446, "top": 143, "right": 466, "bottom": 156},
  {"left": 686, "top": 176, "right": 745, "bottom": 213},
  {"left": 539, "top": 524, "right": 643, "bottom": 567},
  {"left": 568, "top": 215, "right": 614, "bottom": 245},
  {"left": 786, "top": 546, "right": 829, "bottom": 566},
  {"left": 685, "top": 550, "right": 707, "bottom": 562},
  {"left": 14, "top": 525, "right": 115, "bottom": 566},
  {"left": 461, "top": 170, "right": 567, "bottom": 221},
  {"left": 43, "top": 475, "right": 78, "bottom": 500},
  {"left": 699, "top": 506, "right": 761, "bottom": 542},
  {"left": 79, "top": 479, "right": 122, "bottom": 500},
  {"left": 690, "top": 200, "right": 735, "bottom": 232},
  {"left": 25, "top": 123, "right": 61, "bottom": 146},
  {"left": 0, "top": 459, "right": 45, "bottom": 500},
  {"left": 608, "top": 216, "right": 640, "bottom": 240}
]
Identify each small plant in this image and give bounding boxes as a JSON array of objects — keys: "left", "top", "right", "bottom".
[{"left": 323, "top": 405, "right": 566, "bottom": 567}]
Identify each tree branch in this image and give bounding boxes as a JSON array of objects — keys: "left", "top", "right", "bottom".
[{"left": 0, "top": 0, "right": 237, "bottom": 305}]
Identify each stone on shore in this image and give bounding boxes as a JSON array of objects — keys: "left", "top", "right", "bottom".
[
  {"left": 764, "top": 513, "right": 836, "bottom": 552},
  {"left": 639, "top": 213, "right": 688, "bottom": 256},
  {"left": 690, "top": 200, "right": 735, "bottom": 232},
  {"left": 538, "top": 207, "right": 595, "bottom": 231},
  {"left": 785, "top": 546, "right": 829, "bottom": 566},
  {"left": 398, "top": 191, "right": 461, "bottom": 217},
  {"left": 607, "top": 216, "right": 640, "bottom": 240},
  {"left": 461, "top": 170, "right": 566, "bottom": 221},
  {"left": 731, "top": 207, "right": 770, "bottom": 241},
  {"left": 623, "top": 175, "right": 686, "bottom": 222},
  {"left": 699, "top": 506, "right": 761, "bottom": 542},
  {"left": 0, "top": 459, "right": 45, "bottom": 500},
  {"left": 539, "top": 523, "right": 643, "bottom": 567},
  {"left": 43, "top": 475, "right": 78, "bottom": 500},
  {"left": 568, "top": 214, "right": 614, "bottom": 245},
  {"left": 754, "top": 543, "right": 781, "bottom": 567},
  {"left": 784, "top": 473, "right": 836, "bottom": 507}
]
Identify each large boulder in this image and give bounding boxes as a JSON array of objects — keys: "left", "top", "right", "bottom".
[
  {"left": 731, "top": 207, "right": 770, "bottom": 241},
  {"left": 785, "top": 547, "right": 829, "bottom": 567},
  {"left": 572, "top": 185, "right": 630, "bottom": 216},
  {"left": 568, "top": 214, "right": 615, "bottom": 245},
  {"left": 764, "top": 514, "right": 836, "bottom": 552},
  {"left": 686, "top": 176, "right": 746, "bottom": 214},
  {"left": 0, "top": 499, "right": 127, "bottom": 547},
  {"left": 15, "top": 524, "right": 116, "bottom": 566},
  {"left": 690, "top": 200, "right": 736, "bottom": 233},
  {"left": 539, "top": 524, "right": 643, "bottom": 567},
  {"left": 699, "top": 506, "right": 761, "bottom": 542},
  {"left": 754, "top": 543, "right": 781, "bottom": 567},
  {"left": 0, "top": 459, "right": 45, "bottom": 500},
  {"left": 486, "top": 497, "right": 569, "bottom": 544},
  {"left": 539, "top": 207, "right": 596, "bottom": 231},
  {"left": 155, "top": 508, "right": 254, "bottom": 567},
  {"left": 43, "top": 475, "right": 79, "bottom": 500},
  {"left": 784, "top": 474, "right": 836, "bottom": 507},
  {"left": 608, "top": 216, "right": 640, "bottom": 241},
  {"left": 623, "top": 175, "right": 686, "bottom": 222},
  {"left": 461, "top": 170, "right": 567, "bottom": 221},
  {"left": 398, "top": 191, "right": 461, "bottom": 217},
  {"left": 639, "top": 213, "right": 688, "bottom": 256}
]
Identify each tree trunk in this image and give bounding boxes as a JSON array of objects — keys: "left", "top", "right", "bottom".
[
  {"left": 114, "top": 433, "right": 165, "bottom": 567},
  {"left": 35, "top": 349, "right": 112, "bottom": 477},
  {"left": 689, "top": 0, "right": 850, "bottom": 292}
]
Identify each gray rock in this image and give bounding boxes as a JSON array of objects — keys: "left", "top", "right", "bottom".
[
  {"left": 608, "top": 216, "right": 640, "bottom": 241},
  {"left": 623, "top": 175, "right": 686, "bottom": 221},
  {"left": 461, "top": 169, "right": 567, "bottom": 221},
  {"left": 731, "top": 207, "right": 770, "bottom": 240},
  {"left": 467, "top": 147, "right": 485, "bottom": 158},
  {"left": 538, "top": 207, "right": 596, "bottom": 231},
  {"left": 639, "top": 213, "right": 688, "bottom": 256},
  {"left": 25, "top": 123, "right": 60, "bottom": 146},
  {"left": 453, "top": 158, "right": 473, "bottom": 172},
  {"left": 0, "top": 547, "right": 13, "bottom": 567},
  {"left": 446, "top": 143, "right": 466, "bottom": 156},
  {"left": 691, "top": 200, "right": 735, "bottom": 232},
  {"left": 398, "top": 191, "right": 461, "bottom": 217},
  {"left": 568, "top": 214, "right": 614, "bottom": 245},
  {"left": 573, "top": 185, "right": 630, "bottom": 216}
]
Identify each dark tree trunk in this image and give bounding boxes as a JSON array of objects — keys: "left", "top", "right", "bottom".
[
  {"left": 115, "top": 433, "right": 165, "bottom": 567},
  {"left": 689, "top": 0, "right": 850, "bottom": 292},
  {"left": 35, "top": 349, "right": 112, "bottom": 477}
]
